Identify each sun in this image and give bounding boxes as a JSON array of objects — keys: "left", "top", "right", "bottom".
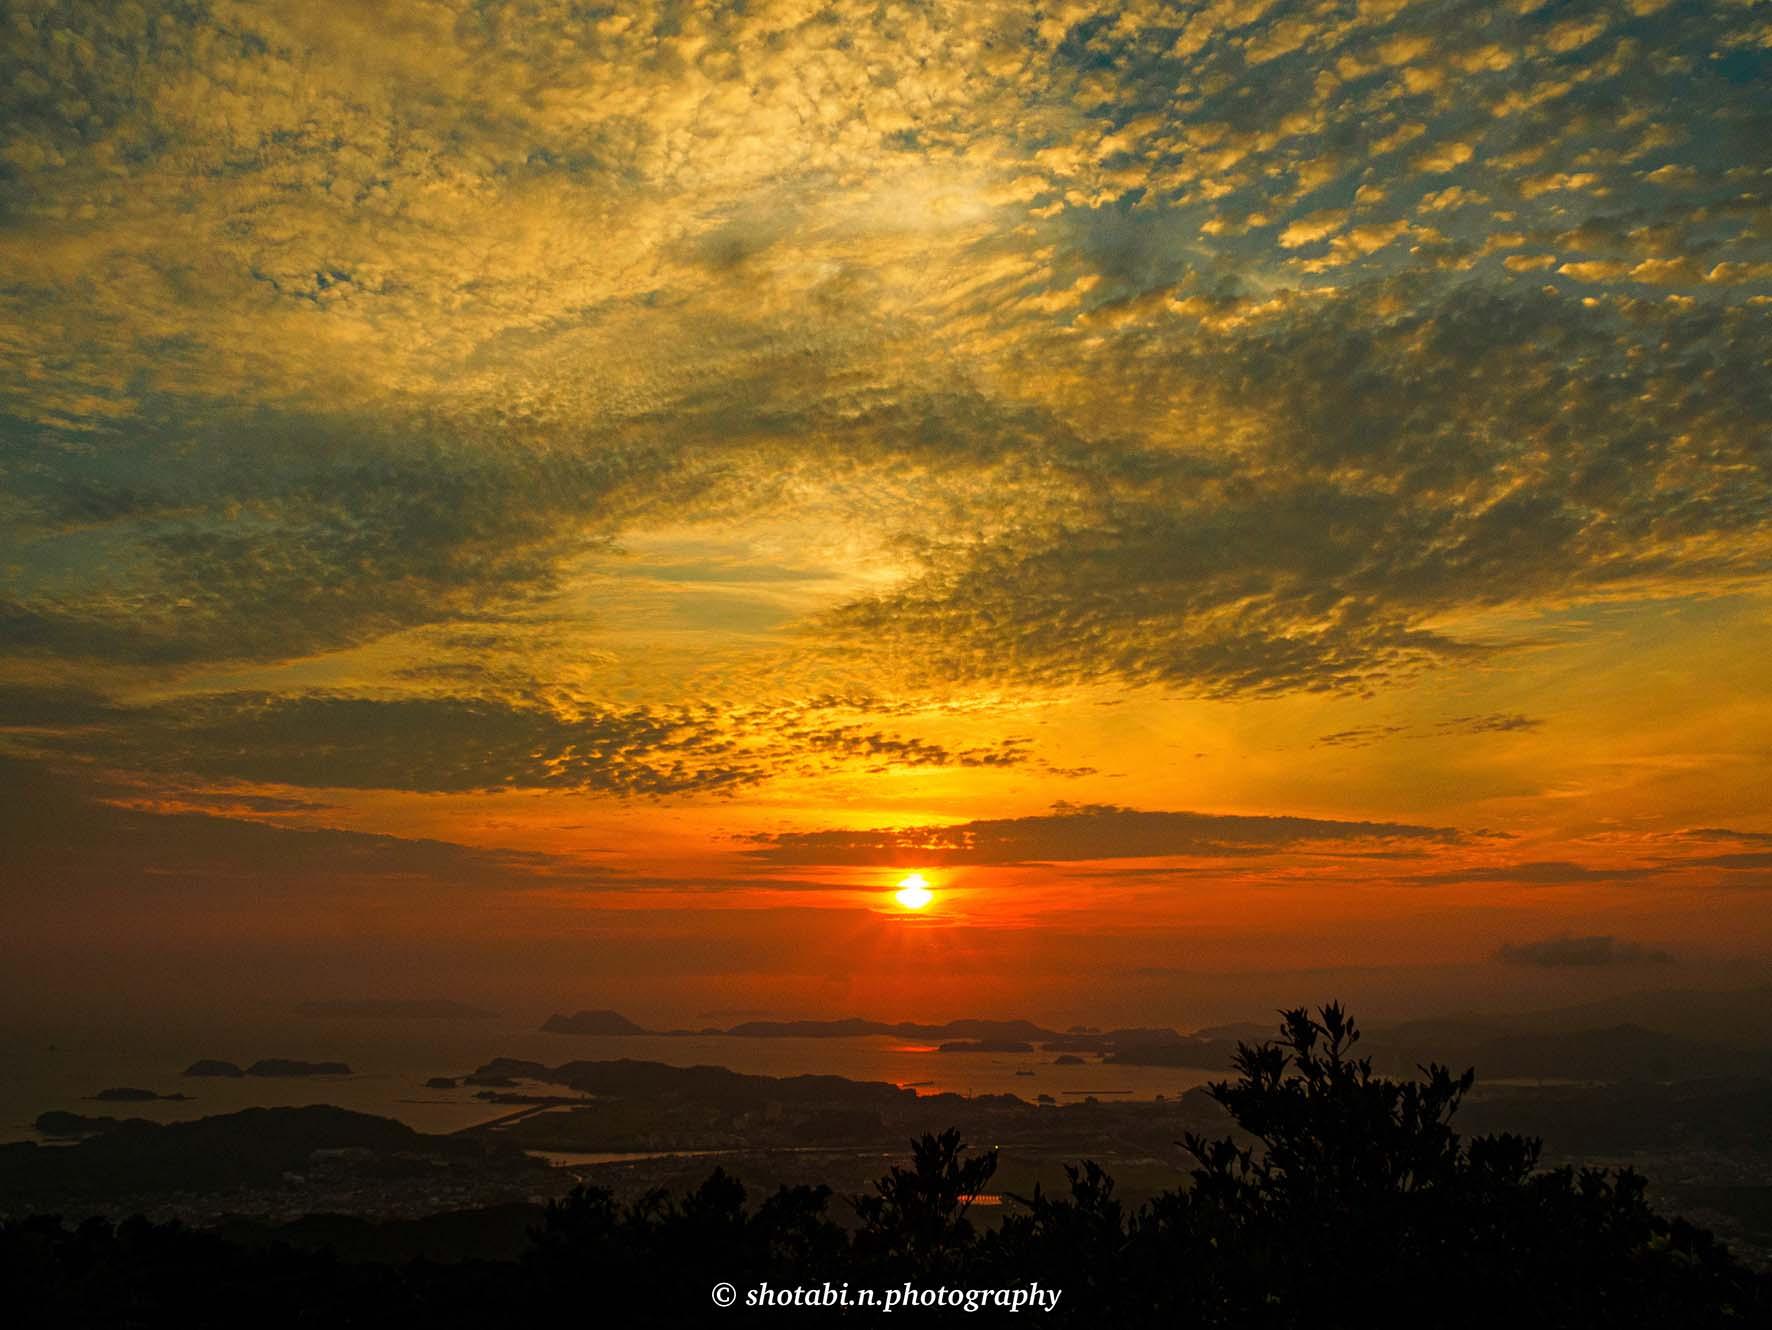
[{"left": 893, "top": 872, "right": 934, "bottom": 910}]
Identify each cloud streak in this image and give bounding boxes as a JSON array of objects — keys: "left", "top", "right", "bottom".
[
  {"left": 1496, "top": 936, "right": 1675, "bottom": 968},
  {"left": 745, "top": 803, "right": 1464, "bottom": 867}
]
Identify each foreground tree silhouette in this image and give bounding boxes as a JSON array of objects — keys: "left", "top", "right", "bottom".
[
  {"left": 853, "top": 1127, "right": 998, "bottom": 1268},
  {"left": 991, "top": 1002, "right": 1766, "bottom": 1327},
  {"left": 527, "top": 1166, "right": 846, "bottom": 1300}
]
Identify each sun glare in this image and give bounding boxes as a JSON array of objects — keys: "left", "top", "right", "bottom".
[{"left": 894, "top": 873, "right": 934, "bottom": 910}]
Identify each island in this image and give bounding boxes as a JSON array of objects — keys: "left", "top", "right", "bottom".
[
  {"left": 534, "top": 1012, "right": 1212, "bottom": 1055},
  {"left": 182, "top": 1059, "right": 245, "bottom": 1078},
  {"left": 539, "top": 1009, "right": 650, "bottom": 1035},
  {"left": 184, "top": 1057, "right": 353, "bottom": 1078},
  {"left": 94, "top": 1088, "right": 190, "bottom": 1102}
]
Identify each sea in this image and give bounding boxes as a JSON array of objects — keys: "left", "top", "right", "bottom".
[{"left": 0, "top": 1015, "right": 1222, "bottom": 1146}]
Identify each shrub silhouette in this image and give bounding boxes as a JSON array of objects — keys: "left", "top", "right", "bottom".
[
  {"left": 527, "top": 1166, "right": 847, "bottom": 1302},
  {"left": 987, "top": 1002, "right": 1766, "bottom": 1326},
  {"left": 5, "top": 1003, "right": 1767, "bottom": 1327},
  {"left": 853, "top": 1127, "right": 999, "bottom": 1265}
]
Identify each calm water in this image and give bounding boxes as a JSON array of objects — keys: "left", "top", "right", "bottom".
[{"left": 0, "top": 1016, "right": 1220, "bottom": 1145}]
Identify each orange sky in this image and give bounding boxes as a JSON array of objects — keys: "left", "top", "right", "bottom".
[{"left": 2, "top": 0, "right": 1771, "bottom": 1027}]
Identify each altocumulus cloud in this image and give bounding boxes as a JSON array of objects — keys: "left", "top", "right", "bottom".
[
  {"left": 0, "top": 0, "right": 1769, "bottom": 796},
  {"left": 1403, "top": 861, "right": 1663, "bottom": 886}
]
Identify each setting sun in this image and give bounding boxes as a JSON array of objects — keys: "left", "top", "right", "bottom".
[{"left": 894, "top": 873, "right": 934, "bottom": 910}]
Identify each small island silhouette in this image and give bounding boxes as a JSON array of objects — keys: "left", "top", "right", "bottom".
[{"left": 183, "top": 1058, "right": 352, "bottom": 1078}]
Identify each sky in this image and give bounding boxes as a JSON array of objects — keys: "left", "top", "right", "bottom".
[{"left": 2, "top": 0, "right": 1770, "bottom": 1028}]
